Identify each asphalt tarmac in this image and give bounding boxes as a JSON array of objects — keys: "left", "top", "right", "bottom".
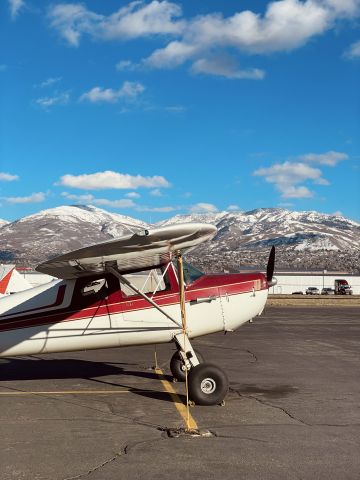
[{"left": 1, "top": 306, "right": 359, "bottom": 480}]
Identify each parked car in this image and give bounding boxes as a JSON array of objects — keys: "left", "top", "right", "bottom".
[
  {"left": 321, "top": 287, "right": 335, "bottom": 295},
  {"left": 306, "top": 287, "right": 320, "bottom": 295},
  {"left": 292, "top": 291, "right": 304, "bottom": 294}
]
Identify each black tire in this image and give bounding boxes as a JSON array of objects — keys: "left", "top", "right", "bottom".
[
  {"left": 188, "top": 363, "right": 229, "bottom": 406},
  {"left": 170, "top": 350, "right": 204, "bottom": 382}
]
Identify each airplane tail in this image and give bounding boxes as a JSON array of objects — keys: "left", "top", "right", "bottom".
[{"left": 0, "top": 266, "right": 15, "bottom": 294}]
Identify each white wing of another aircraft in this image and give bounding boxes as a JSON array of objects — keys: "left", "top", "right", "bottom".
[{"left": 36, "top": 223, "right": 217, "bottom": 279}]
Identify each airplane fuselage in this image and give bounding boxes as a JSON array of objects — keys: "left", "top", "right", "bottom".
[{"left": 0, "top": 264, "right": 268, "bottom": 358}]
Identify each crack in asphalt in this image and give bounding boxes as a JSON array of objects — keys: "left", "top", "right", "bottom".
[
  {"left": 245, "top": 349, "right": 258, "bottom": 362},
  {"left": 62, "top": 437, "right": 164, "bottom": 480},
  {"left": 62, "top": 445, "right": 128, "bottom": 480},
  {"left": 245, "top": 395, "right": 310, "bottom": 426},
  {"left": 229, "top": 388, "right": 310, "bottom": 426},
  {"left": 61, "top": 428, "right": 215, "bottom": 479}
]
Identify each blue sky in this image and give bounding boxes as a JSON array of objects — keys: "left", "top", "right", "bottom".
[{"left": 1, "top": 0, "right": 359, "bottom": 223}]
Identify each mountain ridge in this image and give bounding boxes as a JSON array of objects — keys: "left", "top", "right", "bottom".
[{"left": 0, "top": 205, "right": 358, "bottom": 272}]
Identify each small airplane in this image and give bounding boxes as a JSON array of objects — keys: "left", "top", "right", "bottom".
[{"left": 0, "top": 223, "right": 276, "bottom": 406}]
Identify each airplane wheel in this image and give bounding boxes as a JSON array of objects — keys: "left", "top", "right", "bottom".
[
  {"left": 170, "top": 350, "right": 204, "bottom": 382},
  {"left": 188, "top": 363, "right": 229, "bottom": 406}
]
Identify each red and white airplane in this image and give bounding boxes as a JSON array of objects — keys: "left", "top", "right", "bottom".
[{"left": 0, "top": 223, "right": 275, "bottom": 406}]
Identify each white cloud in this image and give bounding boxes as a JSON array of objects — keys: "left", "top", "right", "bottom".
[
  {"left": 344, "top": 39, "right": 360, "bottom": 58},
  {"left": 91, "top": 198, "right": 135, "bottom": 208},
  {"left": 142, "top": 0, "right": 360, "bottom": 72},
  {"left": 298, "top": 150, "right": 349, "bottom": 166},
  {"left": 47, "top": 1, "right": 360, "bottom": 79},
  {"left": 189, "top": 202, "right": 218, "bottom": 213},
  {"left": 47, "top": 4, "right": 101, "bottom": 46},
  {"left": 323, "top": 0, "right": 360, "bottom": 17},
  {"left": 135, "top": 205, "right": 177, "bottom": 212},
  {"left": 48, "top": 1, "right": 184, "bottom": 47},
  {"left": 254, "top": 161, "right": 329, "bottom": 198},
  {"left": 61, "top": 192, "right": 94, "bottom": 202},
  {"left": 227, "top": 204, "right": 240, "bottom": 211},
  {"left": 150, "top": 189, "right": 162, "bottom": 197},
  {"left": 58, "top": 170, "right": 171, "bottom": 190},
  {"left": 191, "top": 57, "right": 265, "bottom": 80},
  {"left": 79, "top": 81, "right": 145, "bottom": 103},
  {"left": 125, "top": 191, "right": 140, "bottom": 198},
  {"left": 144, "top": 41, "right": 197, "bottom": 68},
  {"left": 4, "top": 192, "right": 46, "bottom": 204},
  {"left": 280, "top": 185, "right": 314, "bottom": 198},
  {"left": 61, "top": 191, "right": 136, "bottom": 208},
  {"left": 0, "top": 172, "right": 19, "bottom": 181},
  {"left": 9, "top": 0, "right": 25, "bottom": 19},
  {"left": 116, "top": 60, "right": 138, "bottom": 71},
  {"left": 34, "top": 92, "right": 70, "bottom": 109},
  {"left": 37, "top": 77, "right": 62, "bottom": 88}
]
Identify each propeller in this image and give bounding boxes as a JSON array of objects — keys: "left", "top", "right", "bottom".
[{"left": 266, "top": 246, "right": 277, "bottom": 287}]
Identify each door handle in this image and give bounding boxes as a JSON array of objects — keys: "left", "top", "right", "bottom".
[{"left": 190, "top": 296, "right": 217, "bottom": 305}]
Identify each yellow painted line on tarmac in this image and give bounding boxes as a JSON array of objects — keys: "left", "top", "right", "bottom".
[
  {"left": 154, "top": 367, "right": 198, "bottom": 430},
  {"left": 0, "top": 389, "right": 139, "bottom": 395}
]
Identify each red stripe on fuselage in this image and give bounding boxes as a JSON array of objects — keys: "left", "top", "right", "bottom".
[{"left": 0, "top": 275, "right": 266, "bottom": 332}]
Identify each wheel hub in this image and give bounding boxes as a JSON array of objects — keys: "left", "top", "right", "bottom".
[{"left": 200, "top": 377, "right": 216, "bottom": 394}]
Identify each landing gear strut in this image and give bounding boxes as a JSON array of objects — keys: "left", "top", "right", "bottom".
[
  {"left": 170, "top": 349, "right": 204, "bottom": 382},
  {"left": 172, "top": 333, "right": 228, "bottom": 405}
]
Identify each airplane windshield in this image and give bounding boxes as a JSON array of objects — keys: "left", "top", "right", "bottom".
[{"left": 173, "top": 260, "right": 204, "bottom": 284}]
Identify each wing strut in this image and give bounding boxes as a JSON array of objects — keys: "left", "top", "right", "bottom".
[{"left": 106, "top": 265, "right": 182, "bottom": 329}]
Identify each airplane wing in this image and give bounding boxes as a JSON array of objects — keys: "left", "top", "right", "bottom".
[{"left": 36, "top": 223, "right": 217, "bottom": 279}]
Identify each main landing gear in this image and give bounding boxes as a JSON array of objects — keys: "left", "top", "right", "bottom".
[{"left": 171, "top": 334, "right": 229, "bottom": 406}]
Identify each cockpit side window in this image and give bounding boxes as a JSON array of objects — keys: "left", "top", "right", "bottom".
[
  {"left": 172, "top": 260, "right": 204, "bottom": 285},
  {"left": 121, "top": 268, "right": 171, "bottom": 298}
]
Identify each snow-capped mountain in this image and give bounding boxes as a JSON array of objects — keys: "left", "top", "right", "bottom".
[
  {"left": 0, "top": 205, "right": 146, "bottom": 265},
  {"left": 0, "top": 205, "right": 359, "bottom": 272},
  {"left": 161, "top": 208, "right": 359, "bottom": 251},
  {"left": 157, "top": 211, "right": 228, "bottom": 227},
  {"left": 164, "top": 208, "right": 360, "bottom": 272}
]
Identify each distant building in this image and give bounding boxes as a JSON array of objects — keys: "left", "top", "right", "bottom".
[{"left": 269, "top": 271, "right": 360, "bottom": 294}]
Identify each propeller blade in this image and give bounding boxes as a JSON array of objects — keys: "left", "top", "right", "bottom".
[{"left": 266, "top": 246, "right": 275, "bottom": 282}]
